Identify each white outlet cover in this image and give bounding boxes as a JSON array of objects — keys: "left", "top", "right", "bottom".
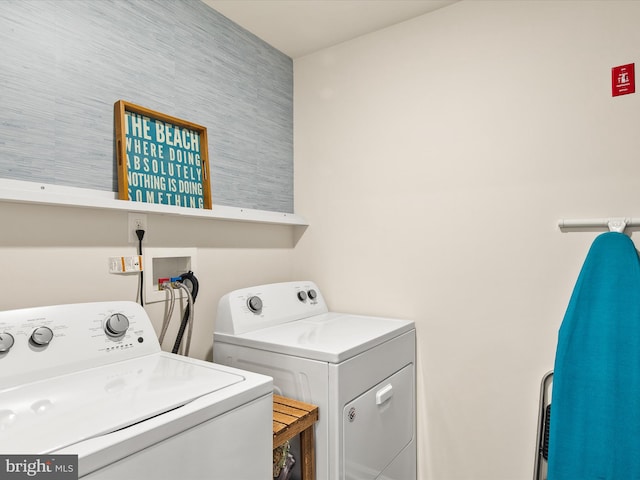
[{"left": 128, "top": 212, "right": 148, "bottom": 243}]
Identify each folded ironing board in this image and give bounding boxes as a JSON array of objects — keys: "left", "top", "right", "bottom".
[{"left": 548, "top": 232, "right": 640, "bottom": 479}]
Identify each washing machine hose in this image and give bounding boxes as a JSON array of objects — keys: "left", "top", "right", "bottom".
[{"left": 172, "top": 271, "right": 199, "bottom": 355}]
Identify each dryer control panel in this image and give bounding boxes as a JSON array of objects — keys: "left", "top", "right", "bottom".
[
  {"left": 0, "top": 301, "right": 160, "bottom": 388},
  {"left": 216, "top": 281, "right": 329, "bottom": 335}
]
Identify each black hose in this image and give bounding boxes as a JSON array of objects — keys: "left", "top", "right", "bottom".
[{"left": 172, "top": 271, "right": 199, "bottom": 354}]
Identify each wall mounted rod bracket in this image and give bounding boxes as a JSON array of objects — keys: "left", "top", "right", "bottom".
[{"left": 607, "top": 218, "right": 627, "bottom": 233}]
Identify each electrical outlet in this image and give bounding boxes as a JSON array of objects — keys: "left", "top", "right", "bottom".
[{"left": 128, "top": 213, "right": 148, "bottom": 243}]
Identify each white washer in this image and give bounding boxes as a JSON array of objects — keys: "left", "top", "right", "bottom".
[
  {"left": 214, "top": 281, "right": 416, "bottom": 480},
  {"left": 0, "top": 301, "right": 273, "bottom": 479}
]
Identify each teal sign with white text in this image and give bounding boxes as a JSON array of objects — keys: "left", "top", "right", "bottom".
[{"left": 125, "top": 111, "right": 205, "bottom": 208}]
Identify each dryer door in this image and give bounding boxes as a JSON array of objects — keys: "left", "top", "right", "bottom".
[{"left": 343, "top": 364, "right": 414, "bottom": 480}]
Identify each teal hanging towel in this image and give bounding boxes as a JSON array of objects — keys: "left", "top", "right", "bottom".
[{"left": 548, "top": 232, "right": 640, "bottom": 479}]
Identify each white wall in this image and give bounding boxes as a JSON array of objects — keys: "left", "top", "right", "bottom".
[
  {"left": 293, "top": 1, "right": 640, "bottom": 479},
  {"left": 0, "top": 202, "right": 296, "bottom": 361}
]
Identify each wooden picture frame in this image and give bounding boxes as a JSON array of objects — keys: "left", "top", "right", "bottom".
[{"left": 114, "top": 100, "right": 212, "bottom": 209}]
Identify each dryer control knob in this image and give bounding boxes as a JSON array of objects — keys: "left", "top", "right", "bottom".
[
  {"left": 307, "top": 289, "right": 318, "bottom": 300},
  {"left": 0, "top": 332, "right": 15, "bottom": 353},
  {"left": 247, "top": 296, "right": 263, "bottom": 314},
  {"left": 105, "top": 313, "right": 130, "bottom": 337},
  {"left": 30, "top": 326, "right": 53, "bottom": 346},
  {"left": 297, "top": 291, "right": 308, "bottom": 302}
]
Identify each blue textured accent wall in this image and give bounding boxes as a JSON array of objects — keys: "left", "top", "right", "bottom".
[{"left": 0, "top": 0, "right": 293, "bottom": 213}]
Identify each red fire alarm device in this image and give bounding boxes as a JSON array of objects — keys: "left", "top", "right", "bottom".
[{"left": 612, "top": 63, "right": 635, "bottom": 97}]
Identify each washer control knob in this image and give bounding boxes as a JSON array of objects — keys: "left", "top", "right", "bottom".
[
  {"left": 247, "top": 296, "right": 263, "bottom": 314},
  {"left": 297, "top": 291, "right": 308, "bottom": 302},
  {"left": 30, "top": 326, "right": 54, "bottom": 346},
  {"left": 307, "top": 289, "right": 318, "bottom": 300},
  {"left": 105, "top": 313, "right": 130, "bottom": 337},
  {"left": 0, "top": 333, "right": 15, "bottom": 353}
]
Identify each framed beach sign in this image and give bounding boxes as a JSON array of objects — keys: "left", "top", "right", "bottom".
[{"left": 114, "top": 100, "right": 212, "bottom": 209}]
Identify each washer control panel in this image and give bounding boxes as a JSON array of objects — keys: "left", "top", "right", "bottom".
[
  {"left": 0, "top": 301, "right": 160, "bottom": 388},
  {"left": 216, "top": 281, "right": 329, "bottom": 335}
]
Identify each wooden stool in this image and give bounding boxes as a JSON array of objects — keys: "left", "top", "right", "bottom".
[{"left": 273, "top": 395, "right": 319, "bottom": 480}]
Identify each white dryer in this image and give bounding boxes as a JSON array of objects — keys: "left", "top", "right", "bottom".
[
  {"left": 214, "top": 281, "right": 416, "bottom": 480},
  {"left": 0, "top": 301, "right": 273, "bottom": 480}
]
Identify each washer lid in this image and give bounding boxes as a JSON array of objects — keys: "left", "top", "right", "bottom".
[
  {"left": 215, "top": 312, "right": 415, "bottom": 363},
  {"left": 0, "top": 353, "right": 245, "bottom": 454}
]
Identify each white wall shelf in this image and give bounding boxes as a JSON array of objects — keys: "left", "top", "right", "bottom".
[{"left": 0, "top": 179, "right": 308, "bottom": 227}]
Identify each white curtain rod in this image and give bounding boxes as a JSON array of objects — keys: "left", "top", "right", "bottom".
[{"left": 558, "top": 217, "right": 640, "bottom": 232}]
